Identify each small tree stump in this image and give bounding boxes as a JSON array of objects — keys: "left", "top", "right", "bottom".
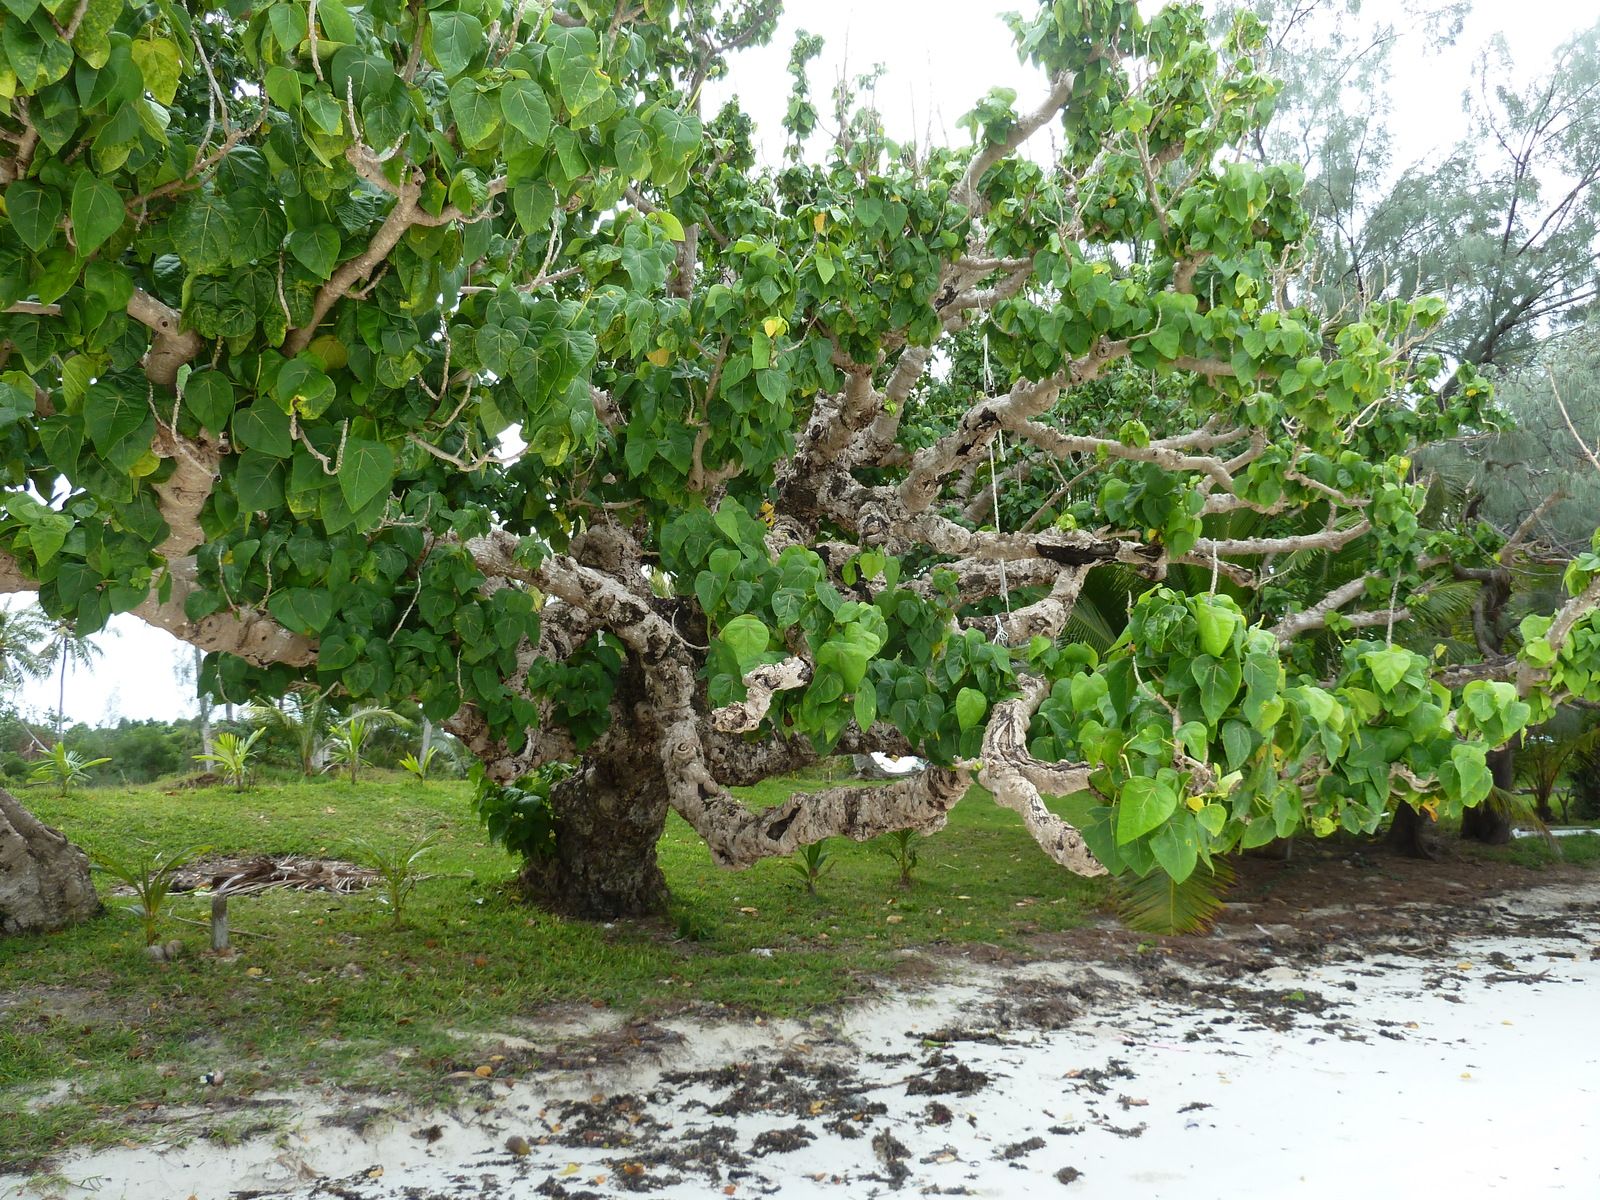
[{"left": 210, "top": 891, "right": 230, "bottom": 951}]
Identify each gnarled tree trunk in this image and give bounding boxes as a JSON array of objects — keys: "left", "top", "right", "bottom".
[
  {"left": 0, "top": 788, "right": 101, "bottom": 936},
  {"left": 1460, "top": 746, "right": 1516, "bottom": 845},
  {"left": 516, "top": 742, "right": 671, "bottom": 919}
]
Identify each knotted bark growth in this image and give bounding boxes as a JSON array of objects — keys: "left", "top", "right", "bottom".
[
  {"left": 977, "top": 676, "right": 1107, "bottom": 877},
  {"left": 0, "top": 789, "right": 101, "bottom": 937}
]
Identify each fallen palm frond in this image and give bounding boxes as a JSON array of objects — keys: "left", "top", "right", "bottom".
[{"left": 152, "top": 855, "right": 382, "bottom": 896}]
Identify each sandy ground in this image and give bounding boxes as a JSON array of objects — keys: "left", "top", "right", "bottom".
[{"left": 5, "top": 877, "right": 1598, "bottom": 1200}]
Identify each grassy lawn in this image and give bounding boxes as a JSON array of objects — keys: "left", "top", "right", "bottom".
[{"left": 0, "top": 770, "right": 1107, "bottom": 1170}]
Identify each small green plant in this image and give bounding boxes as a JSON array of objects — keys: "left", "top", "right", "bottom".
[
  {"left": 787, "top": 840, "right": 836, "bottom": 896},
  {"left": 342, "top": 830, "right": 441, "bottom": 930},
  {"left": 29, "top": 744, "right": 111, "bottom": 795},
  {"left": 471, "top": 762, "right": 570, "bottom": 860},
  {"left": 877, "top": 829, "right": 921, "bottom": 889},
  {"left": 248, "top": 687, "right": 334, "bottom": 777},
  {"left": 400, "top": 745, "right": 440, "bottom": 782},
  {"left": 192, "top": 728, "right": 264, "bottom": 789},
  {"left": 326, "top": 707, "right": 411, "bottom": 784},
  {"left": 88, "top": 842, "right": 211, "bottom": 946}
]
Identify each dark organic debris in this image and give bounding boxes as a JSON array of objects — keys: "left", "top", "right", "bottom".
[
  {"left": 552, "top": 1093, "right": 660, "bottom": 1151},
  {"left": 536, "top": 1020, "right": 687, "bottom": 1072},
  {"left": 749, "top": 1125, "right": 815, "bottom": 1156},
  {"left": 664, "top": 1055, "right": 870, "bottom": 1120},
  {"left": 1177, "top": 1101, "right": 1212, "bottom": 1113},
  {"left": 872, "top": 1128, "right": 912, "bottom": 1189},
  {"left": 411, "top": 1124, "right": 444, "bottom": 1143},
  {"left": 998, "top": 1136, "right": 1047, "bottom": 1160},
  {"left": 873, "top": 1129, "right": 910, "bottom": 1162},
  {"left": 618, "top": 1125, "right": 743, "bottom": 1183},
  {"left": 1056, "top": 1166, "right": 1084, "bottom": 1184},
  {"left": 925, "top": 1101, "right": 954, "bottom": 1125},
  {"left": 1064, "top": 1059, "right": 1135, "bottom": 1096},
  {"left": 535, "top": 1180, "right": 605, "bottom": 1200},
  {"left": 906, "top": 1053, "right": 990, "bottom": 1097}
]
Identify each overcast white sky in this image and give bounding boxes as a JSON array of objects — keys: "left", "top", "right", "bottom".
[{"left": 7, "top": 0, "right": 1589, "bottom": 729}]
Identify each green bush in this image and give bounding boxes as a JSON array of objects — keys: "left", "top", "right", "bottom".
[{"left": 471, "top": 762, "right": 572, "bottom": 861}]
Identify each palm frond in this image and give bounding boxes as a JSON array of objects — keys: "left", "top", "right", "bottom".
[{"left": 1117, "top": 858, "right": 1236, "bottom": 936}]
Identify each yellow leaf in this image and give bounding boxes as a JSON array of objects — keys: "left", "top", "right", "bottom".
[
  {"left": 131, "top": 39, "right": 182, "bottom": 107},
  {"left": 813, "top": 212, "right": 826, "bottom": 233},
  {"left": 763, "top": 317, "right": 786, "bottom": 339},
  {"left": 645, "top": 347, "right": 671, "bottom": 368},
  {"left": 560, "top": 1164, "right": 580, "bottom": 1176}
]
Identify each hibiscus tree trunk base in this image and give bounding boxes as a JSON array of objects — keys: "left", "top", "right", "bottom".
[
  {"left": 0, "top": 788, "right": 101, "bottom": 937},
  {"left": 516, "top": 747, "right": 671, "bottom": 919}
]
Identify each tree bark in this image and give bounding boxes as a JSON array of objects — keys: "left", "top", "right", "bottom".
[
  {"left": 515, "top": 742, "right": 670, "bottom": 919},
  {"left": 1460, "top": 746, "right": 1516, "bottom": 845},
  {"left": 1386, "top": 802, "right": 1436, "bottom": 859},
  {"left": 0, "top": 788, "right": 101, "bottom": 936}
]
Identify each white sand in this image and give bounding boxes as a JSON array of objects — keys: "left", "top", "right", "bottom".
[{"left": 5, "top": 883, "right": 1598, "bottom": 1200}]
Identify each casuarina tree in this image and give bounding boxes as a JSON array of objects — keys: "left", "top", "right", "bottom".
[{"left": 1, "top": 0, "right": 1598, "bottom": 926}]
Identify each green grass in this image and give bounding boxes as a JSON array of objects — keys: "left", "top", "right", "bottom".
[
  {"left": 0, "top": 770, "right": 1107, "bottom": 1170},
  {"left": 1463, "top": 830, "right": 1600, "bottom": 869}
]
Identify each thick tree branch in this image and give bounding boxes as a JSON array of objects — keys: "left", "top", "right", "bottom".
[
  {"left": 710, "top": 656, "right": 812, "bottom": 733},
  {"left": 150, "top": 427, "right": 222, "bottom": 560},
  {"left": 956, "top": 72, "right": 1075, "bottom": 213},
  {"left": 1193, "top": 521, "right": 1372, "bottom": 559},
  {"left": 131, "top": 557, "right": 317, "bottom": 669},
  {"left": 284, "top": 147, "right": 506, "bottom": 356},
  {"left": 976, "top": 676, "right": 1106, "bottom": 876},
  {"left": 127, "top": 290, "right": 205, "bottom": 387}
]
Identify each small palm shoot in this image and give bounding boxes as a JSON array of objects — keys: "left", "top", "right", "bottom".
[
  {"left": 89, "top": 842, "right": 212, "bottom": 946},
  {"left": 399, "top": 744, "right": 440, "bottom": 782},
  {"left": 787, "top": 839, "right": 835, "bottom": 897},
  {"left": 877, "top": 828, "right": 921, "bottom": 889},
  {"left": 192, "top": 728, "right": 264, "bottom": 789},
  {"left": 343, "top": 830, "right": 441, "bottom": 930},
  {"left": 30, "top": 744, "right": 111, "bottom": 796},
  {"left": 326, "top": 707, "right": 411, "bottom": 785}
]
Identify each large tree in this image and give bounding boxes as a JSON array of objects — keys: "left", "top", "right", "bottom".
[{"left": 0, "top": 0, "right": 1597, "bottom": 926}]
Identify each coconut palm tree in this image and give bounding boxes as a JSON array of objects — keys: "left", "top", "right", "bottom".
[
  {"left": 40, "top": 620, "right": 107, "bottom": 735},
  {"left": 0, "top": 602, "right": 53, "bottom": 692}
]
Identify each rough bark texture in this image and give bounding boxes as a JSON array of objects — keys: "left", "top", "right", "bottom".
[
  {"left": 1386, "top": 802, "right": 1437, "bottom": 859},
  {"left": 0, "top": 788, "right": 101, "bottom": 936},
  {"left": 516, "top": 744, "right": 671, "bottom": 918},
  {"left": 977, "top": 676, "right": 1106, "bottom": 875}
]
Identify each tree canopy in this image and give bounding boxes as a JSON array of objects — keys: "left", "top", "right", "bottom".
[{"left": 0, "top": 0, "right": 1597, "bottom": 915}]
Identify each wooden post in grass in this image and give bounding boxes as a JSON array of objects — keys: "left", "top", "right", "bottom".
[{"left": 210, "top": 892, "right": 229, "bottom": 951}]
